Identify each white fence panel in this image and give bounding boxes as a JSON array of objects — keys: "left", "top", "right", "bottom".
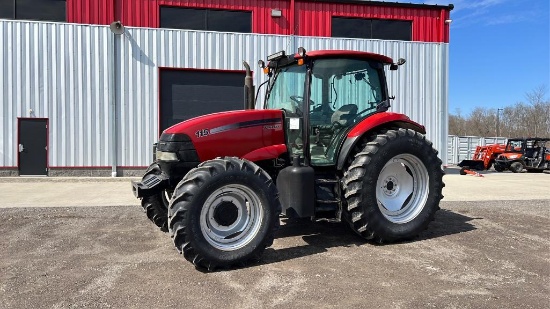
[{"left": 447, "top": 135, "right": 508, "bottom": 165}]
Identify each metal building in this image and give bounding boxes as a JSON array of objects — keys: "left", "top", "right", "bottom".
[{"left": 0, "top": 0, "right": 452, "bottom": 176}]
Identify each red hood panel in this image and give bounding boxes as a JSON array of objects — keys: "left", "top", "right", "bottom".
[{"left": 165, "top": 110, "right": 285, "bottom": 161}]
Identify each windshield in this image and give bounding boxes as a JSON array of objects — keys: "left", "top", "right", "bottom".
[
  {"left": 506, "top": 140, "right": 523, "bottom": 152},
  {"left": 310, "top": 58, "right": 384, "bottom": 119}
]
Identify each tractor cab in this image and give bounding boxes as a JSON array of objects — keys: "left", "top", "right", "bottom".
[{"left": 260, "top": 48, "right": 397, "bottom": 166}]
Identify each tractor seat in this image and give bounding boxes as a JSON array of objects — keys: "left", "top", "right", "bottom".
[
  {"left": 524, "top": 148, "right": 538, "bottom": 159},
  {"left": 331, "top": 104, "right": 358, "bottom": 126}
]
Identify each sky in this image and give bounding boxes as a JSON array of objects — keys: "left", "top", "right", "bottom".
[{"left": 405, "top": 0, "right": 550, "bottom": 115}]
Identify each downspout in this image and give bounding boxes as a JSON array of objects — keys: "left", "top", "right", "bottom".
[
  {"left": 110, "top": 2, "right": 121, "bottom": 177},
  {"left": 110, "top": 33, "right": 118, "bottom": 177},
  {"left": 109, "top": 21, "right": 125, "bottom": 177}
]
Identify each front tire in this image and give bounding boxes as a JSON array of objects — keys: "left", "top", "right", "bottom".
[
  {"left": 140, "top": 163, "right": 171, "bottom": 232},
  {"left": 142, "top": 192, "right": 170, "bottom": 232},
  {"left": 343, "top": 129, "right": 444, "bottom": 243},
  {"left": 168, "top": 157, "right": 281, "bottom": 270},
  {"left": 510, "top": 161, "right": 524, "bottom": 173}
]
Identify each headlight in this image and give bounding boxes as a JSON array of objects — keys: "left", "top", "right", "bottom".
[{"left": 156, "top": 150, "right": 178, "bottom": 161}]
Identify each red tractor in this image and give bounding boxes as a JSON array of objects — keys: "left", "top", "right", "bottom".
[
  {"left": 494, "top": 138, "right": 550, "bottom": 173},
  {"left": 132, "top": 48, "right": 444, "bottom": 270}
]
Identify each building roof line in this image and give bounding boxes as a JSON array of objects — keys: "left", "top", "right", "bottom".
[{"left": 309, "top": 0, "right": 454, "bottom": 11}]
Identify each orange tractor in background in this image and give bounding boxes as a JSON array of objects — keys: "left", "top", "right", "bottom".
[{"left": 458, "top": 143, "right": 507, "bottom": 174}]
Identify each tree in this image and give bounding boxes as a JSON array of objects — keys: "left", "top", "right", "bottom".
[{"left": 449, "top": 85, "right": 550, "bottom": 138}]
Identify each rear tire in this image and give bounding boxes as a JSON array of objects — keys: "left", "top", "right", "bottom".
[
  {"left": 510, "top": 162, "right": 524, "bottom": 173},
  {"left": 342, "top": 129, "right": 444, "bottom": 243},
  {"left": 168, "top": 157, "right": 281, "bottom": 270}
]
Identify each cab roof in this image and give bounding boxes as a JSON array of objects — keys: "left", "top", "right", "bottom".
[{"left": 305, "top": 50, "right": 394, "bottom": 64}]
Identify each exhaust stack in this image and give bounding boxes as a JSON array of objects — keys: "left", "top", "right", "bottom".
[{"left": 243, "top": 61, "right": 255, "bottom": 110}]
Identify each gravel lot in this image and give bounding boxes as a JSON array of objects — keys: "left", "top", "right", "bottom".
[{"left": 0, "top": 170, "right": 548, "bottom": 308}]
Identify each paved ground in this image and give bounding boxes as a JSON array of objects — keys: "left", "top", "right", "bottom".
[{"left": 0, "top": 168, "right": 548, "bottom": 308}]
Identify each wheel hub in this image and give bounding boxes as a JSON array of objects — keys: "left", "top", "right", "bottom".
[
  {"left": 200, "top": 185, "right": 264, "bottom": 251},
  {"left": 213, "top": 201, "right": 239, "bottom": 227},
  {"left": 381, "top": 176, "right": 398, "bottom": 196}
]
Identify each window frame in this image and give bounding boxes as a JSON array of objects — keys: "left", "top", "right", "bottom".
[
  {"left": 0, "top": 0, "right": 67, "bottom": 22},
  {"left": 159, "top": 6, "right": 252, "bottom": 33},
  {"left": 331, "top": 16, "right": 412, "bottom": 41}
]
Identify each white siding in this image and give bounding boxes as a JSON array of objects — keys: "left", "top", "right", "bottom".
[
  {"left": 1, "top": 21, "right": 449, "bottom": 168},
  {"left": 0, "top": 20, "right": 111, "bottom": 167}
]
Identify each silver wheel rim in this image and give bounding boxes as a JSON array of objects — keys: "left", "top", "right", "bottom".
[
  {"left": 200, "top": 184, "right": 263, "bottom": 251},
  {"left": 376, "top": 154, "right": 429, "bottom": 224}
]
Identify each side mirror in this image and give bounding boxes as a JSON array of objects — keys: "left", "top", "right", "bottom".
[{"left": 390, "top": 58, "right": 406, "bottom": 70}]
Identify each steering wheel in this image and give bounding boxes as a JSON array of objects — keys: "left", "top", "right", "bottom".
[
  {"left": 290, "top": 96, "right": 315, "bottom": 106},
  {"left": 290, "top": 95, "right": 303, "bottom": 104}
]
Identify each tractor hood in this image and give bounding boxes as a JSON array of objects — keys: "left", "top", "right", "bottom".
[{"left": 162, "top": 110, "right": 286, "bottom": 162}]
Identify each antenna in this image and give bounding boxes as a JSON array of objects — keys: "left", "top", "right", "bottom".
[{"left": 109, "top": 21, "right": 125, "bottom": 35}]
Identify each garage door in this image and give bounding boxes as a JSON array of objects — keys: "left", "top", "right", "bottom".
[{"left": 160, "top": 69, "right": 245, "bottom": 131}]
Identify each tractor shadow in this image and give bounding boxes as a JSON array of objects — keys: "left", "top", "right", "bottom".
[{"left": 259, "top": 209, "right": 477, "bottom": 266}]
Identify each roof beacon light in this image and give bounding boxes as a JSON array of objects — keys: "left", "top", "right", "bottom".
[
  {"left": 267, "top": 50, "right": 286, "bottom": 61},
  {"left": 258, "top": 60, "right": 265, "bottom": 68}
]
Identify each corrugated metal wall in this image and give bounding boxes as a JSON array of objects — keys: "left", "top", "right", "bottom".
[
  {"left": 109, "top": 0, "right": 450, "bottom": 42},
  {"left": 117, "top": 0, "right": 291, "bottom": 34},
  {"left": 67, "top": 0, "right": 114, "bottom": 25},
  {"left": 0, "top": 20, "right": 112, "bottom": 168},
  {"left": 294, "top": 1, "right": 450, "bottom": 42},
  {"left": 0, "top": 20, "right": 449, "bottom": 169}
]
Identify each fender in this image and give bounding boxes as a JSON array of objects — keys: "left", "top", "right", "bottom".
[
  {"left": 336, "top": 112, "right": 426, "bottom": 170},
  {"left": 243, "top": 144, "right": 287, "bottom": 162},
  {"left": 347, "top": 112, "right": 425, "bottom": 137}
]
